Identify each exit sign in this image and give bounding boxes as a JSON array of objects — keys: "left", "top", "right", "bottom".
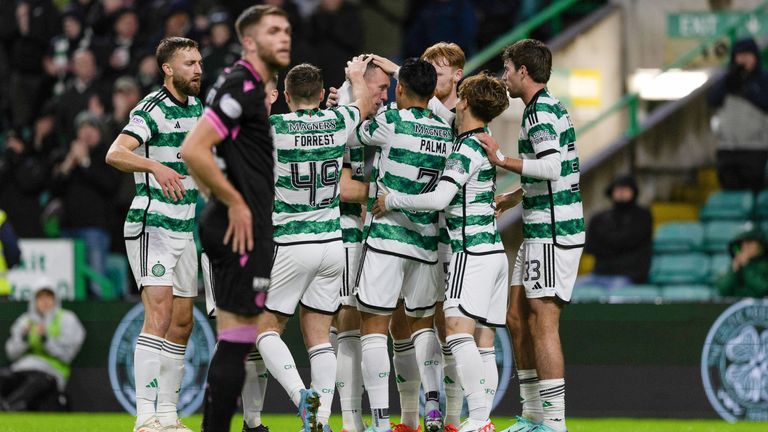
[{"left": 668, "top": 11, "right": 768, "bottom": 38}]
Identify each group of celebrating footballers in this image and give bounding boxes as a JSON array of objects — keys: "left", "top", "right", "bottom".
[{"left": 105, "top": 4, "right": 583, "bottom": 432}]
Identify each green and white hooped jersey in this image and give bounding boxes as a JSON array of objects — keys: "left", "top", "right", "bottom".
[
  {"left": 121, "top": 87, "right": 202, "bottom": 239},
  {"left": 270, "top": 106, "right": 361, "bottom": 245},
  {"left": 519, "top": 89, "right": 585, "bottom": 247},
  {"left": 357, "top": 106, "right": 453, "bottom": 263},
  {"left": 442, "top": 128, "right": 504, "bottom": 255},
  {"left": 340, "top": 138, "right": 365, "bottom": 246}
]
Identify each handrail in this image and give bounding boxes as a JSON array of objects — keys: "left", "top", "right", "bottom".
[{"left": 464, "top": 0, "right": 582, "bottom": 74}]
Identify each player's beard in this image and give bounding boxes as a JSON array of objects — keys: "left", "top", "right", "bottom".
[
  {"left": 173, "top": 74, "right": 201, "bottom": 97},
  {"left": 256, "top": 41, "right": 290, "bottom": 71}
]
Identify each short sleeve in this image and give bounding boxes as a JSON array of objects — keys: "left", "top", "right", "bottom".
[
  {"left": 204, "top": 73, "right": 264, "bottom": 140},
  {"left": 336, "top": 105, "right": 362, "bottom": 142},
  {"left": 527, "top": 111, "right": 559, "bottom": 159},
  {"left": 442, "top": 137, "right": 485, "bottom": 187},
  {"left": 121, "top": 109, "right": 156, "bottom": 145}
]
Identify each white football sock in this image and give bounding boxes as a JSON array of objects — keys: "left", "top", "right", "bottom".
[
  {"left": 479, "top": 347, "right": 497, "bottom": 417},
  {"left": 242, "top": 348, "right": 268, "bottom": 428},
  {"left": 361, "top": 333, "right": 390, "bottom": 429},
  {"left": 442, "top": 344, "right": 462, "bottom": 426},
  {"left": 518, "top": 369, "right": 543, "bottom": 423},
  {"left": 256, "top": 331, "right": 304, "bottom": 406},
  {"left": 134, "top": 333, "right": 162, "bottom": 425},
  {"left": 540, "top": 378, "right": 566, "bottom": 431},
  {"left": 412, "top": 328, "right": 441, "bottom": 414},
  {"left": 157, "top": 339, "right": 186, "bottom": 427},
  {"left": 392, "top": 338, "right": 420, "bottom": 428},
  {"left": 309, "top": 343, "right": 337, "bottom": 426},
  {"left": 337, "top": 330, "right": 365, "bottom": 432},
  {"left": 446, "top": 333, "right": 486, "bottom": 423}
]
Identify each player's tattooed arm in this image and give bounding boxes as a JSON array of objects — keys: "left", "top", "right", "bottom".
[{"left": 106, "top": 134, "right": 186, "bottom": 201}]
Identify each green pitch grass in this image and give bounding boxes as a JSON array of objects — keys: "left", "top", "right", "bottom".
[{"left": 0, "top": 413, "right": 766, "bottom": 432}]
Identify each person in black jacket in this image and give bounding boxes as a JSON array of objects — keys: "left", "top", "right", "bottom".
[
  {"left": 580, "top": 175, "right": 653, "bottom": 288},
  {"left": 52, "top": 112, "right": 120, "bottom": 298}
]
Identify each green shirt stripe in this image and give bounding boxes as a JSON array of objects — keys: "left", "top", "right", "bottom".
[
  {"left": 126, "top": 209, "right": 195, "bottom": 232},
  {"left": 274, "top": 218, "right": 341, "bottom": 237},
  {"left": 523, "top": 218, "right": 585, "bottom": 239},
  {"left": 368, "top": 223, "right": 438, "bottom": 251},
  {"left": 135, "top": 183, "right": 199, "bottom": 205}
]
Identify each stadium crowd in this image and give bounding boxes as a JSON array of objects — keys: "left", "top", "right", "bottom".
[{"left": 0, "top": 0, "right": 530, "bottom": 299}]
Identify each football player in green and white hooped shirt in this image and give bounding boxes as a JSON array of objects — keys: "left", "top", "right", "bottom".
[
  {"left": 105, "top": 37, "right": 202, "bottom": 432},
  {"left": 331, "top": 59, "right": 391, "bottom": 432},
  {"left": 477, "top": 39, "right": 584, "bottom": 432},
  {"left": 251, "top": 58, "right": 373, "bottom": 431},
  {"left": 352, "top": 58, "right": 452, "bottom": 432},
  {"left": 373, "top": 73, "right": 510, "bottom": 432}
]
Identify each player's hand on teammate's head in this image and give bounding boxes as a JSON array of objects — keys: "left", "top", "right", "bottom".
[
  {"left": 346, "top": 55, "right": 371, "bottom": 80},
  {"left": 369, "top": 54, "right": 399, "bottom": 76},
  {"left": 476, "top": 133, "right": 504, "bottom": 166},
  {"left": 151, "top": 162, "right": 187, "bottom": 202},
  {"left": 326, "top": 86, "right": 340, "bottom": 108},
  {"left": 371, "top": 194, "right": 389, "bottom": 218},
  {"left": 494, "top": 188, "right": 523, "bottom": 219},
  {"left": 224, "top": 200, "right": 253, "bottom": 255}
]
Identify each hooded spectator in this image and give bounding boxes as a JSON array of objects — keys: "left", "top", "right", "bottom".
[{"left": 716, "top": 229, "right": 768, "bottom": 298}]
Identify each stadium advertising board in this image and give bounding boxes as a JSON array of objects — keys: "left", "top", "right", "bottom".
[
  {"left": 701, "top": 298, "right": 768, "bottom": 421},
  {"left": 7, "top": 239, "right": 76, "bottom": 300}
]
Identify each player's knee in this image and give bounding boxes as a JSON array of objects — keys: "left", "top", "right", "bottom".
[{"left": 169, "top": 316, "right": 194, "bottom": 340}]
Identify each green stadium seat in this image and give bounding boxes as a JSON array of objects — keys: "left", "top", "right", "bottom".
[
  {"left": 571, "top": 285, "right": 608, "bottom": 303},
  {"left": 699, "top": 190, "right": 754, "bottom": 221},
  {"left": 757, "top": 189, "right": 768, "bottom": 220},
  {"left": 709, "top": 253, "right": 732, "bottom": 283},
  {"left": 661, "top": 285, "right": 714, "bottom": 302},
  {"left": 653, "top": 222, "right": 704, "bottom": 253},
  {"left": 703, "top": 221, "right": 754, "bottom": 253},
  {"left": 649, "top": 253, "right": 710, "bottom": 285},
  {"left": 607, "top": 285, "right": 661, "bottom": 304}
]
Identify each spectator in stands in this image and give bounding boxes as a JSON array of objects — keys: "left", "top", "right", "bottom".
[
  {"left": 8, "top": 0, "right": 62, "bottom": 130},
  {"left": 52, "top": 113, "right": 120, "bottom": 298},
  {"left": 708, "top": 37, "right": 768, "bottom": 192},
  {"left": 55, "top": 48, "right": 110, "bottom": 145},
  {"left": 581, "top": 175, "right": 653, "bottom": 288},
  {"left": 0, "top": 208, "right": 21, "bottom": 297},
  {"left": 307, "top": 0, "right": 363, "bottom": 92},
  {"left": 44, "top": 6, "right": 91, "bottom": 98},
  {"left": 0, "top": 278, "right": 85, "bottom": 410},
  {"left": 402, "top": 0, "right": 476, "bottom": 59},
  {"left": 200, "top": 9, "right": 240, "bottom": 95},
  {"left": 716, "top": 229, "right": 768, "bottom": 298},
  {"left": 103, "top": 77, "right": 141, "bottom": 256},
  {"left": 136, "top": 53, "right": 162, "bottom": 95},
  {"left": 93, "top": 8, "right": 143, "bottom": 80},
  {"left": 0, "top": 128, "right": 49, "bottom": 239}
]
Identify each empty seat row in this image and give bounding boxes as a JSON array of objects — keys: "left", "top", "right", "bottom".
[
  {"left": 572, "top": 284, "right": 716, "bottom": 303},
  {"left": 699, "top": 190, "right": 768, "bottom": 221},
  {"left": 653, "top": 221, "right": 755, "bottom": 254}
]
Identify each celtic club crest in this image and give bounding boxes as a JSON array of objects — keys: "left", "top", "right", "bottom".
[
  {"left": 701, "top": 299, "right": 768, "bottom": 421},
  {"left": 108, "top": 303, "right": 215, "bottom": 416}
]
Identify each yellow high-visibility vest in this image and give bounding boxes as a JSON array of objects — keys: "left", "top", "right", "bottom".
[{"left": 0, "top": 210, "right": 11, "bottom": 295}]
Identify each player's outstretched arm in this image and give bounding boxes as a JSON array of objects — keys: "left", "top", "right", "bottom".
[
  {"left": 372, "top": 180, "right": 459, "bottom": 217},
  {"left": 180, "top": 119, "right": 253, "bottom": 255},
  {"left": 475, "top": 133, "right": 523, "bottom": 174},
  {"left": 106, "top": 134, "right": 186, "bottom": 201},
  {"left": 476, "top": 133, "right": 561, "bottom": 181},
  {"left": 340, "top": 168, "right": 368, "bottom": 204}
]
